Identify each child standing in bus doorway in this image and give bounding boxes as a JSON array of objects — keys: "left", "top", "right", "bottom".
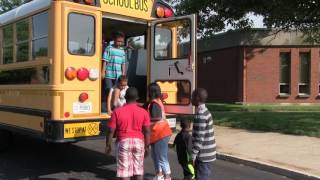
[
  {"left": 102, "top": 31, "right": 126, "bottom": 113},
  {"left": 107, "top": 75, "right": 129, "bottom": 114}
]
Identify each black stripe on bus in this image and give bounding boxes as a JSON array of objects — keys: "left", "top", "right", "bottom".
[{"left": 0, "top": 105, "right": 51, "bottom": 118}]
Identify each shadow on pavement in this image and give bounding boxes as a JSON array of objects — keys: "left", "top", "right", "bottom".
[{"left": 0, "top": 135, "right": 117, "bottom": 180}]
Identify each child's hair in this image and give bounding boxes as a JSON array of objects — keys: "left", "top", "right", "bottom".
[
  {"left": 180, "top": 119, "right": 191, "bottom": 130},
  {"left": 118, "top": 75, "right": 128, "bottom": 83},
  {"left": 112, "top": 31, "right": 125, "bottom": 39}
]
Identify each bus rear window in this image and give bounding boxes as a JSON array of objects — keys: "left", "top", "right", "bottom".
[
  {"left": 156, "top": 80, "right": 191, "bottom": 105},
  {"left": 154, "top": 19, "right": 191, "bottom": 60},
  {"left": 68, "top": 13, "right": 95, "bottom": 56}
]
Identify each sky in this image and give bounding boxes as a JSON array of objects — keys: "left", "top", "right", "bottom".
[{"left": 248, "top": 13, "right": 265, "bottom": 28}]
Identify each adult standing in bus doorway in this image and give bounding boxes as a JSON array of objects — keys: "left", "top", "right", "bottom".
[
  {"left": 102, "top": 31, "right": 126, "bottom": 113},
  {"left": 191, "top": 88, "right": 216, "bottom": 180},
  {"left": 147, "top": 83, "right": 172, "bottom": 180}
]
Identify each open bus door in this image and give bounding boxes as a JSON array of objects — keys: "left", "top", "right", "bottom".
[{"left": 150, "top": 14, "right": 197, "bottom": 115}]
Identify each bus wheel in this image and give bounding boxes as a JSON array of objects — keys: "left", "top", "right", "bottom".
[{"left": 0, "top": 130, "right": 13, "bottom": 152}]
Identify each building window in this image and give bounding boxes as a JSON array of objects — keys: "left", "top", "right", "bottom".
[
  {"left": 299, "top": 52, "right": 311, "bottom": 95},
  {"left": 279, "top": 52, "right": 291, "bottom": 95},
  {"left": 16, "top": 19, "right": 29, "bottom": 62},
  {"left": 32, "top": 12, "right": 49, "bottom": 59},
  {"left": 2, "top": 25, "right": 14, "bottom": 64}
]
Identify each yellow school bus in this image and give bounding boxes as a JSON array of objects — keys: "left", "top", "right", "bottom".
[{"left": 0, "top": 0, "right": 196, "bottom": 148}]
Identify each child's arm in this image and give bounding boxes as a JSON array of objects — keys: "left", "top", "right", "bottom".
[
  {"left": 186, "top": 133, "right": 193, "bottom": 155},
  {"left": 121, "top": 63, "right": 126, "bottom": 76},
  {"left": 102, "top": 61, "right": 106, "bottom": 79},
  {"left": 111, "top": 88, "right": 120, "bottom": 107}
]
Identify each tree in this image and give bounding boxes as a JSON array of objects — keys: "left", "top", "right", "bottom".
[
  {"left": 0, "top": 0, "right": 31, "bottom": 15},
  {"left": 172, "top": 0, "right": 320, "bottom": 41}
]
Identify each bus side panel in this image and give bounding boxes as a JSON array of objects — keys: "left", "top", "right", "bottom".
[
  {"left": 0, "top": 112, "right": 44, "bottom": 132},
  {"left": 52, "top": 1, "right": 63, "bottom": 120}
]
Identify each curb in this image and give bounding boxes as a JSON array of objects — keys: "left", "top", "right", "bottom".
[{"left": 217, "top": 153, "right": 320, "bottom": 180}]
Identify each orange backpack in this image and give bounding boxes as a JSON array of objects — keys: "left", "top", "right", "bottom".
[{"left": 148, "top": 99, "right": 172, "bottom": 144}]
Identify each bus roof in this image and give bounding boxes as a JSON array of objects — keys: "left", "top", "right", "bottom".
[
  {"left": 0, "top": 0, "right": 174, "bottom": 26},
  {"left": 0, "top": 0, "right": 51, "bottom": 26}
]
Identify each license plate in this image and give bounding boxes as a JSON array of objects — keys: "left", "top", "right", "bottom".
[
  {"left": 64, "top": 122, "right": 101, "bottom": 138},
  {"left": 73, "top": 102, "right": 92, "bottom": 114},
  {"left": 167, "top": 118, "right": 176, "bottom": 128}
]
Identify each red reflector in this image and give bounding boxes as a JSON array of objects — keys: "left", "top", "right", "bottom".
[
  {"left": 64, "top": 112, "right": 70, "bottom": 118},
  {"left": 77, "top": 68, "right": 89, "bottom": 81},
  {"left": 79, "top": 92, "right": 89, "bottom": 102},
  {"left": 65, "top": 67, "right": 77, "bottom": 80},
  {"left": 164, "top": 8, "right": 173, "bottom": 18}
]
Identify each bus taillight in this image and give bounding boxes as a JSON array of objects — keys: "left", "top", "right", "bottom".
[
  {"left": 156, "top": 5, "right": 174, "bottom": 18},
  {"left": 164, "top": 8, "right": 173, "bottom": 18},
  {"left": 65, "top": 67, "right": 77, "bottom": 80},
  {"left": 79, "top": 92, "right": 89, "bottom": 102},
  {"left": 156, "top": 6, "right": 165, "bottom": 18},
  {"left": 77, "top": 67, "right": 89, "bottom": 81}
]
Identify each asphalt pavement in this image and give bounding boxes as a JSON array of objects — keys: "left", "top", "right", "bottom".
[{"left": 0, "top": 135, "right": 294, "bottom": 180}]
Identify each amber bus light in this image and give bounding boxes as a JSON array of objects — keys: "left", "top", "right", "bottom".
[
  {"left": 65, "top": 67, "right": 77, "bottom": 80},
  {"left": 156, "top": 6, "right": 165, "bottom": 18}
]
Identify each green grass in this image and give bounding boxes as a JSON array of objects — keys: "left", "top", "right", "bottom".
[
  {"left": 214, "top": 112, "right": 320, "bottom": 137},
  {"left": 207, "top": 103, "right": 320, "bottom": 112}
]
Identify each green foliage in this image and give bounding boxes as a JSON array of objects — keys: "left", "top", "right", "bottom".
[
  {"left": 214, "top": 112, "right": 320, "bottom": 137},
  {"left": 0, "top": 0, "right": 31, "bottom": 14},
  {"left": 172, "top": 0, "right": 320, "bottom": 41}
]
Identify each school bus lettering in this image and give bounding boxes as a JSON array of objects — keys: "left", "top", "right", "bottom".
[{"left": 102, "top": 0, "right": 148, "bottom": 12}]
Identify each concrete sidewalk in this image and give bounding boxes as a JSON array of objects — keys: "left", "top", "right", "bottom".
[{"left": 170, "top": 125, "right": 320, "bottom": 178}]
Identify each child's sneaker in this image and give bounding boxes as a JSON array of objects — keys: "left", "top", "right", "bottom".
[{"left": 153, "top": 175, "right": 164, "bottom": 180}]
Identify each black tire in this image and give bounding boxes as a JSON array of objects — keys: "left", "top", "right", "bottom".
[{"left": 0, "top": 130, "right": 13, "bottom": 152}]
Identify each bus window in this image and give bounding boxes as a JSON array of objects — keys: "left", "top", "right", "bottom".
[
  {"left": 0, "top": 66, "right": 49, "bottom": 85},
  {"left": 154, "top": 19, "right": 191, "bottom": 60},
  {"left": 2, "top": 25, "right": 13, "bottom": 64},
  {"left": 68, "top": 13, "right": 95, "bottom": 56},
  {"left": 16, "top": 19, "right": 29, "bottom": 62},
  {"left": 32, "top": 12, "right": 49, "bottom": 59},
  {"left": 156, "top": 80, "right": 191, "bottom": 105}
]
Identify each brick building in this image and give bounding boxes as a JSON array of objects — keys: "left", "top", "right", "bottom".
[{"left": 197, "top": 29, "right": 320, "bottom": 103}]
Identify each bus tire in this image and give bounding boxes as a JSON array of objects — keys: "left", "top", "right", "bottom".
[{"left": 0, "top": 130, "right": 13, "bottom": 152}]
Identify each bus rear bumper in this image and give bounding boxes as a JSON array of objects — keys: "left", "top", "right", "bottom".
[{"left": 44, "top": 118, "right": 108, "bottom": 143}]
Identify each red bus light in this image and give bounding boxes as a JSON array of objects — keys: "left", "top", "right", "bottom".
[
  {"left": 77, "top": 67, "right": 89, "bottom": 81},
  {"left": 164, "top": 8, "right": 174, "bottom": 18},
  {"left": 64, "top": 112, "right": 70, "bottom": 118},
  {"left": 79, "top": 92, "right": 89, "bottom": 102}
]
